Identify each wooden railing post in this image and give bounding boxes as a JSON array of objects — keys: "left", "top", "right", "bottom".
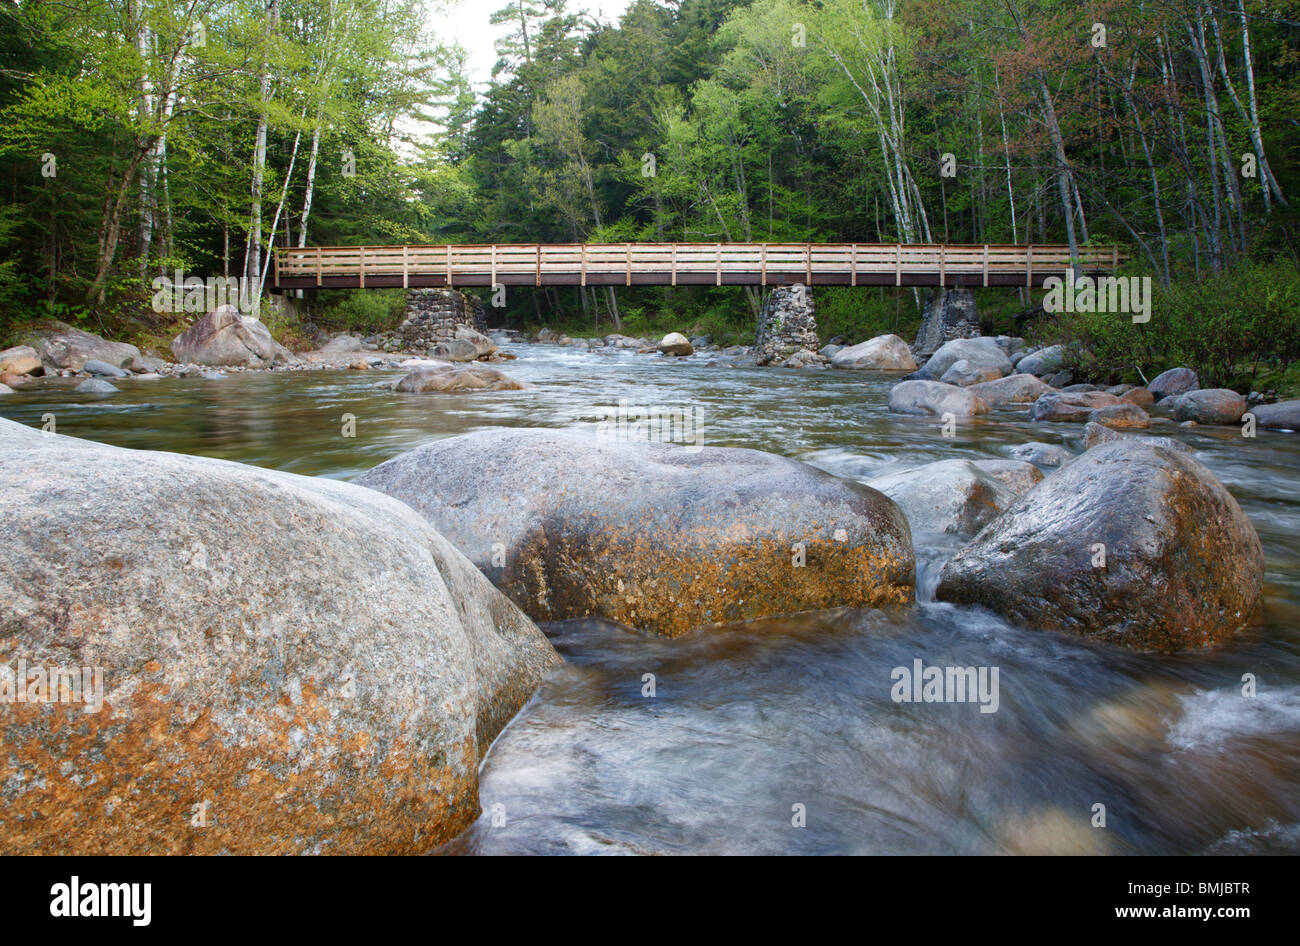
[
  {"left": 1026, "top": 244, "right": 1033, "bottom": 287},
  {"left": 445, "top": 244, "right": 452, "bottom": 288},
  {"left": 804, "top": 244, "right": 811, "bottom": 285},
  {"left": 402, "top": 246, "right": 409, "bottom": 289},
  {"left": 760, "top": 244, "right": 767, "bottom": 286},
  {"left": 490, "top": 244, "right": 497, "bottom": 288},
  {"left": 671, "top": 243, "right": 677, "bottom": 287},
  {"left": 895, "top": 244, "right": 901, "bottom": 287},
  {"left": 982, "top": 245, "right": 989, "bottom": 287},
  {"left": 938, "top": 245, "right": 945, "bottom": 288},
  {"left": 359, "top": 246, "right": 366, "bottom": 288},
  {"left": 850, "top": 244, "right": 857, "bottom": 287},
  {"left": 315, "top": 246, "right": 322, "bottom": 287},
  {"left": 580, "top": 244, "right": 587, "bottom": 288},
  {"left": 626, "top": 243, "right": 632, "bottom": 287},
  {"left": 716, "top": 243, "right": 722, "bottom": 287},
  {"left": 535, "top": 245, "right": 541, "bottom": 287}
]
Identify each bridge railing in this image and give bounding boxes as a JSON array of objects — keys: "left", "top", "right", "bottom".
[{"left": 271, "top": 242, "right": 1124, "bottom": 289}]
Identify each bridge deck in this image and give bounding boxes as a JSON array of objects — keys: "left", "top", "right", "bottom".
[{"left": 270, "top": 242, "right": 1122, "bottom": 292}]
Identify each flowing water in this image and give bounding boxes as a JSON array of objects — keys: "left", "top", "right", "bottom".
[{"left": 4, "top": 342, "right": 1299, "bottom": 854}]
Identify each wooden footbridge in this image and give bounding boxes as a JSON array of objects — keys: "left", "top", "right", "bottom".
[{"left": 269, "top": 242, "right": 1122, "bottom": 292}]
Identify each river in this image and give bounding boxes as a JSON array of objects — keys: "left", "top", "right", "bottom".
[{"left": 4, "top": 341, "right": 1298, "bottom": 854}]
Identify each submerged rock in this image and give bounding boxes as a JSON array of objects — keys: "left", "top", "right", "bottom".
[
  {"left": 831, "top": 334, "right": 916, "bottom": 371},
  {"left": 355, "top": 428, "right": 915, "bottom": 637},
  {"left": 867, "top": 458, "right": 1042, "bottom": 538},
  {"left": 1001, "top": 441, "right": 1073, "bottom": 467},
  {"left": 888, "top": 380, "right": 990, "bottom": 417},
  {"left": 394, "top": 362, "right": 524, "bottom": 393},
  {"left": 1079, "top": 421, "right": 1191, "bottom": 454},
  {"left": 936, "top": 440, "right": 1264, "bottom": 651},
  {"left": 73, "top": 378, "right": 118, "bottom": 394},
  {"left": 0, "top": 417, "right": 559, "bottom": 854}
]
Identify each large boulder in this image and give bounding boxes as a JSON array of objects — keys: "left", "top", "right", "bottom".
[
  {"left": 394, "top": 362, "right": 524, "bottom": 393},
  {"left": 657, "top": 332, "right": 694, "bottom": 357},
  {"left": 888, "top": 380, "right": 990, "bottom": 417},
  {"left": 1079, "top": 421, "right": 1191, "bottom": 454},
  {"left": 34, "top": 328, "right": 140, "bottom": 373},
  {"left": 170, "top": 306, "right": 295, "bottom": 367},
  {"left": 1166, "top": 389, "right": 1247, "bottom": 425},
  {"left": 936, "top": 440, "right": 1264, "bottom": 651},
  {"left": 1089, "top": 402, "right": 1151, "bottom": 430},
  {"left": 1148, "top": 366, "right": 1199, "bottom": 400},
  {"left": 940, "top": 359, "right": 1002, "bottom": 387},
  {"left": 0, "top": 417, "right": 559, "bottom": 854},
  {"left": 831, "top": 334, "right": 916, "bottom": 372},
  {"left": 913, "top": 288, "right": 979, "bottom": 357},
  {"left": 966, "top": 373, "right": 1055, "bottom": 407},
  {"left": 354, "top": 428, "right": 915, "bottom": 637},
  {"left": 1014, "top": 345, "right": 1066, "bottom": 377},
  {"left": 916, "top": 337, "right": 1012, "bottom": 382},
  {"left": 0, "top": 345, "right": 41, "bottom": 376},
  {"left": 1249, "top": 400, "right": 1300, "bottom": 431},
  {"left": 427, "top": 325, "right": 498, "bottom": 362},
  {"left": 1030, "top": 390, "right": 1125, "bottom": 423},
  {"left": 867, "top": 459, "right": 1042, "bottom": 538}
]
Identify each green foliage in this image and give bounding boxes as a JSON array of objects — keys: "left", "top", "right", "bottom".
[
  {"left": 1043, "top": 261, "right": 1300, "bottom": 393},
  {"left": 313, "top": 289, "right": 406, "bottom": 333}
]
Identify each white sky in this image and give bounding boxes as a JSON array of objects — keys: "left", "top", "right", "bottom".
[{"left": 427, "top": 0, "right": 635, "bottom": 90}]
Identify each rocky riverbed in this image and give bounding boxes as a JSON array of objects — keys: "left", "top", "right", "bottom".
[{"left": 1, "top": 315, "right": 1298, "bottom": 855}]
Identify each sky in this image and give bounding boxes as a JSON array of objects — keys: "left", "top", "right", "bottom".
[{"left": 427, "top": 0, "right": 635, "bottom": 90}]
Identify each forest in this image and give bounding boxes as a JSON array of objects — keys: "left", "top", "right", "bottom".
[{"left": 2, "top": 0, "right": 1299, "bottom": 391}]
